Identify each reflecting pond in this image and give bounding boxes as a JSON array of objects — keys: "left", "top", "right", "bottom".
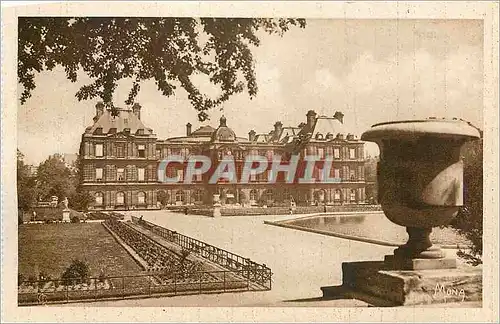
[{"left": 283, "top": 213, "right": 468, "bottom": 246}]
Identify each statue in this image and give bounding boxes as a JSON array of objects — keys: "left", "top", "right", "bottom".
[
  {"left": 62, "top": 197, "right": 69, "bottom": 210},
  {"left": 62, "top": 197, "right": 70, "bottom": 222}
]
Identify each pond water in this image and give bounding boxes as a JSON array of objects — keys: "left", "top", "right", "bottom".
[{"left": 283, "top": 213, "right": 468, "bottom": 247}]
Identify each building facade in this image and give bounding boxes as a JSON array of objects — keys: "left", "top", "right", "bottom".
[{"left": 80, "top": 103, "right": 366, "bottom": 210}]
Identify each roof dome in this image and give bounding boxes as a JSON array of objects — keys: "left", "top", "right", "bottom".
[{"left": 211, "top": 115, "right": 237, "bottom": 142}]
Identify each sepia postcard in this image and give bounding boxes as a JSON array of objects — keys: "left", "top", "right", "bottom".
[{"left": 1, "top": 1, "right": 499, "bottom": 323}]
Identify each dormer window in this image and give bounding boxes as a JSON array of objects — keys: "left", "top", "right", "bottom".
[
  {"left": 137, "top": 129, "right": 145, "bottom": 135},
  {"left": 124, "top": 128, "right": 131, "bottom": 134},
  {"left": 315, "top": 133, "right": 324, "bottom": 140},
  {"left": 109, "top": 128, "right": 117, "bottom": 134},
  {"left": 94, "top": 127, "right": 103, "bottom": 135}
]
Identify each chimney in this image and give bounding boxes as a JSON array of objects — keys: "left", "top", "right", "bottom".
[
  {"left": 132, "top": 103, "right": 142, "bottom": 120},
  {"left": 333, "top": 111, "right": 344, "bottom": 124},
  {"left": 94, "top": 102, "right": 105, "bottom": 121},
  {"left": 306, "top": 110, "right": 317, "bottom": 129},
  {"left": 186, "top": 123, "right": 192, "bottom": 136},
  {"left": 274, "top": 121, "right": 283, "bottom": 135},
  {"left": 248, "top": 130, "right": 256, "bottom": 141}
]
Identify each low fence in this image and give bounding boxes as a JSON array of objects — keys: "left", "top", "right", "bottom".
[
  {"left": 18, "top": 270, "right": 260, "bottom": 306},
  {"left": 131, "top": 216, "right": 272, "bottom": 289}
]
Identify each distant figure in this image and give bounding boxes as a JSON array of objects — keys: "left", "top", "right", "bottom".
[
  {"left": 32, "top": 211, "right": 37, "bottom": 221},
  {"left": 140, "top": 215, "right": 143, "bottom": 221},
  {"left": 323, "top": 204, "right": 327, "bottom": 213},
  {"left": 184, "top": 207, "right": 188, "bottom": 215}
]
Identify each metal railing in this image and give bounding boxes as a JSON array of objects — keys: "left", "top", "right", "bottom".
[
  {"left": 18, "top": 269, "right": 261, "bottom": 306},
  {"left": 131, "top": 216, "right": 272, "bottom": 289}
]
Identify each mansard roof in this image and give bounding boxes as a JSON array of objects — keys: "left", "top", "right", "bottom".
[
  {"left": 191, "top": 125, "right": 216, "bottom": 137},
  {"left": 86, "top": 108, "right": 154, "bottom": 137}
]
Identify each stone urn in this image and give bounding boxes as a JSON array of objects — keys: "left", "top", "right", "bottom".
[{"left": 361, "top": 118, "right": 480, "bottom": 265}]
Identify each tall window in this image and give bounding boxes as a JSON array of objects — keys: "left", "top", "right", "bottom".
[
  {"left": 193, "top": 190, "right": 203, "bottom": 202},
  {"left": 250, "top": 170, "right": 257, "bottom": 182},
  {"left": 195, "top": 169, "right": 203, "bottom": 182},
  {"left": 334, "top": 168, "right": 340, "bottom": 179},
  {"left": 177, "top": 169, "right": 184, "bottom": 182},
  {"left": 137, "top": 144, "right": 145, "bottom": 158},
  {"left": 334, "top": 190, "right": 341, "bottom": 200},
  {"left": 350, "top": 189, "right": 356, "bottom": 202},
  {"left": 138, "top": 168, "right": 145, "bottom": 181},
  {"left": 350, "top": 169, "right": 356, "bottom": 181},
  {"left": 137, "top": 192, "right": 146, "bottom": 204},
  {"left": 95, "top": 192, "right": 104, "bottom": 206},
  {"left": 117, "top": 168, "right": 125, "bottom": 181},
  {"left": 265, "top": 189, "right": 273, "bottom": 201},
  {"left": 349, "top": 148, "right": 356, "bottom": 159},
  {"left": 116, "top": 192, "right": 125, "bottom": 205},
  {"left": 249, "top": 189, "right": 258, "bottom": 201},
  {"left": 317, "top": 148, "right": 325, "bottom": 159},
  {"left": 175, "top": 191, "right": 185, "bottom": 202},
  {"left": 116, "top": 143, "right": 125, "bottom": 158},
  {"left": 283, "top": 189, "right": 291, "bottom": 201},
  {"left": 95, "top": 144, "right": 103, "bottom": 157},
  {"left": 95, "top": 168, "right": 103, "bottom": 181},
  {"left": 333, "top": 147, "right": 340, "bottom": 159}
]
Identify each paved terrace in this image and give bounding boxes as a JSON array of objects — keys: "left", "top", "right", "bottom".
[{"left": 78, "top": 210, "right": 469, "bottom": 307}]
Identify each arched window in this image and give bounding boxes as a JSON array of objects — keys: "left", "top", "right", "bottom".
[
  {"left": 264, "top": 189, "right": 274, "bottom": 201},
  {"left": 95, "top": 192, "right": 104, "bottom": 206},
  {"left": 157, "top": 190, "right": 167, "bottom": 205},
  {"left": 282, "top": 189, "right": 291, "bottom": 201},
  {"left": 193, "top": 190, "right": 203, "bottom": 202},
  {"left": 350, "top": 189, "right": 356, "bottom": 202},
  {"left": 137, "top": 191, "right": 146, "bottom": 205},
  {"left": 249, "top": 189, "right": 258, "bottom": 201},
  {"left": 175, "top": 191, "right": 185, "bottom": 202},
  {"left": 116, "top": 192, "right": 125, "bottom": 205},
  {"left": 334, "top": 189, "right": 342, "bottom": 201}
]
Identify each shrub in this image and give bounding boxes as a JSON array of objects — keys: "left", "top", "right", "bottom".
[
  {"left": 61, "top": 259, "right": 90, "bottom": 286},
  {"left": 18, "top": 273, "right": 25, "bottom": 286},
  {"left": 27, "top": 274, "right": 37, "bottom": 286},
  {"left": 70, "top": 216, "right": 80, "bottom": 223}
]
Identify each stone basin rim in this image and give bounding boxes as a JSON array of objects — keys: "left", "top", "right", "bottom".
[{"left": 362, "top": 119, "right": 480, "bottom": 141}]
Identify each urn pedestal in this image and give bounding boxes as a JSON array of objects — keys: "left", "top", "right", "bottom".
[
  {"left": 322, "top": 119, "right": 482, "bottom": 306},
  {"left": 62, "top": 209, "right": 71, "bottom": 223}
]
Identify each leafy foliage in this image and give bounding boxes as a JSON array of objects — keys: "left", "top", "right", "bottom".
[
  {"left": 18, "top": 17, "right": 305, "bottom": 121},
  {"left": 449, "top": 138, "right": 483, "bottom": 265},
  {"left": 36, "top": 153, "right": 75, "bottom": 201},
  {"left": 17, "top": 150, "right": 37, "bottom": 211},
  {"left": 17, "top": 152, "right": 93, "bottom": 211}
]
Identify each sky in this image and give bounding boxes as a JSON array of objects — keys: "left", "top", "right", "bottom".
[{"left": 17, "top": 19, "right": 484, "bottom": 165}]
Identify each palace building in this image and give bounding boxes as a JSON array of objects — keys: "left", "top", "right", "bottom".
[{"left": 79, "top": 102, "right": 367, "bottom": 210}]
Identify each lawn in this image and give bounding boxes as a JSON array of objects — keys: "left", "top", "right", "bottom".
[{"left": 18, "top": 223, "right": 143, "bottom": 280}]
